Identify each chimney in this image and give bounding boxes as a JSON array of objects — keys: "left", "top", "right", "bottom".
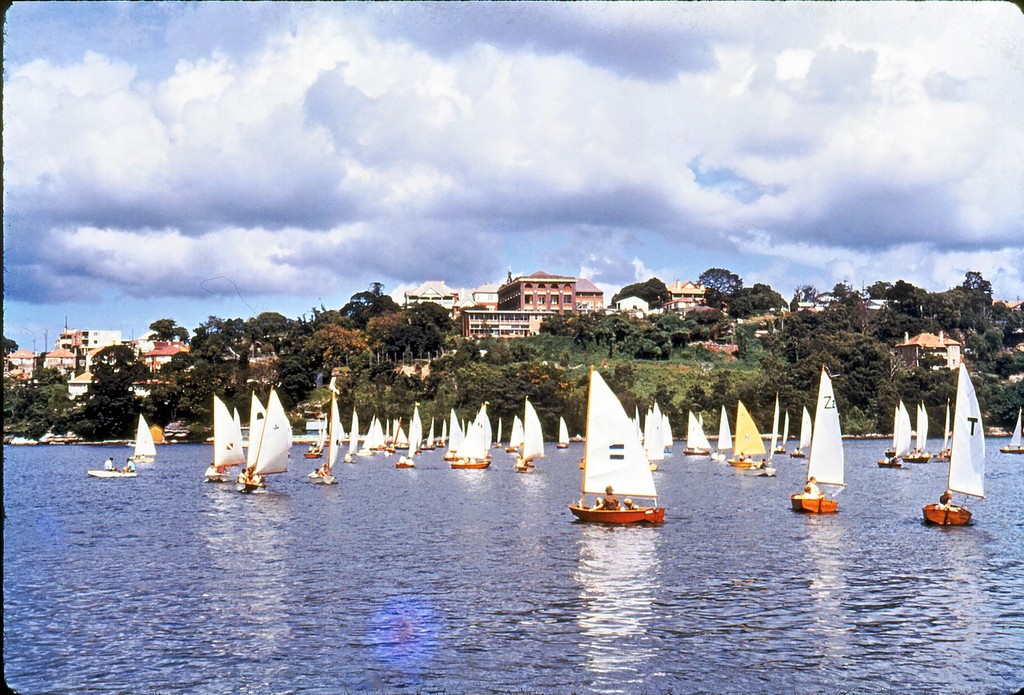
[{"left": 904, "top": 332, "right": 909, "bottom": 344}]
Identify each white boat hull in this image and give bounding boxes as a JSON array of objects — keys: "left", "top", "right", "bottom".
[
  {"left": 87, "top": 469, "right": 137, "bottom": 478},
  {"left": 310, "top": 475, "right": 337, "bottom": 485}
]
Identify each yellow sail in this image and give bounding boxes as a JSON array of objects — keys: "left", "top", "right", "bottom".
[{"left": 734, "top": 401, "right": 766, "bottom": 457}]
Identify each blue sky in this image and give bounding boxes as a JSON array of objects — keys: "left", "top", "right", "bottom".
[{"left": 4, "top": 2, "right": 1023, "bottom": 351}]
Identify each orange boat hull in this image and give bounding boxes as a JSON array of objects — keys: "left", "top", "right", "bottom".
[
  {"left": 922, "top": 504, "right": 972, "bottom": 525},
  {"left": 999, "top": 446, "right": 1024, "bottom": 454},
  {"left": 790, "top": 495, "right": 839, "bottom": 514},
  {"left": 789, "top": 450, "right": 806, "bottom": 458},
  {"left": 727, "top": 458, "right": 754, "bottom": 467},
  {"left": 395, "top": 462, "right": 415, "bottom": 469},
  {"left": 451, "top": 461, "right": 490, "bottom": 469},
  {"left": 902, "top": 454, "right": 932, "bottom": 463},
  {"left": 683, "top": 448, "right": 711, "bottom": 456},
  {"left": 877, "top": 458, "right": 902, "bottom": 468},
  {"left": 568, "top": 505, "right": 665, "bottom": 524}
]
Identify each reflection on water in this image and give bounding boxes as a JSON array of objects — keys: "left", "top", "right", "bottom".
[
  {"left": 575, "top": 525, "right": 660, "bottom": 693},
  {"left": 800, "top": 516, "right": 849, "bottom": 664}
]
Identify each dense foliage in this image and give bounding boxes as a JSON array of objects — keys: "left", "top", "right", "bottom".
[{"left": 5, "top": 274, "right": 1024, "bottom": 442}]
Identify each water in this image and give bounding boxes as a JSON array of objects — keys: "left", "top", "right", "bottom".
[{"left": 4, "top": 440, "right": 1023, "bottom": 693}]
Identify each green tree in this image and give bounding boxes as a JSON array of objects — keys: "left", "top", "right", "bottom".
[
  {"left": 341, "top": 282, "right": 402, "bottom": 328},
  {"left": 698, "top": 268, "right": 743, "bottom": 309},
  {"left": 148, "top": 318, "right": 190, "bottom": 343},
  {"left": 75, "top": 345, "right": 149, "bottom": 440},
  {"left": 610, "top": 278, "right": 670, "bottom": 308}
]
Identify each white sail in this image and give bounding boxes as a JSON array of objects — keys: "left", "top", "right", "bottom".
[
  {"left": 458, "top": 404, "right": 491, "bottom": 461},
  {"left": 508, "top": 415, "right": 525, "bottom": 449},
  {"left": 890, "top": 405, "right": 900, "bottom": 450},
  {"left": 427, "top": 417, "right": 435, "bottom": 447},
  {"left": 248, "top": 393, "right": 267, "bottom": 455},
  {"left": 348, "top": 410, "right": 361, "bottom": 457},
  {"left": 916, "top": 403, "right": 930, "bottom": 453},
  {"left": 133, "top": 415, "right": 156, "bottom": 460},
  {"left": 441, "top": 418, "right": 447, "bottom": 443},
  {"left": 558, "top": 417, "right": 570, "bottom": 446},
  {"left": 446, "top": 409, "right": 464, "bottom": 456},
  {"left": 662, "top": 414, "right": 673, "bottom": 451},
  {"left": 798, "top": 406, "right": 812, "bottom": 450},
  {"left": 582, "top": 370, "right": 657, "bottom": 498},
  {"left": 1009, "top": 408, "right": 1023, "bottom": 449},
  {"left": 395, "top": 426, "right": 409, "bottom": 448},
  {"left": 409, "top": 405, "right": 423, "bottom": 454},
  {"left": 717, "top": 405, "right": 733, "bottom": 452},
  {"left": 894, "top": 401, "right": 913, "bottom": 457},
  {"left": 213, "top": 396, "right": 246, "bottom": 468},
  {"left": 941, "top": 401, "right": 952, "bottom": 452},
  {"left": 687, "top": 411, "right": 711, "bottom": 450},
  {"left": 781, "top": 412, "right": 790, "bottom": 449},
  {"left": 947, "top": 363, "right": 985, "bottom": 498},
  {"left": 806, "top": 367, "right": 844, "bottom": 486},
  {"left": 644, "top": 404, "right": 665, "bottom": 463},
  {"left": 495, "top": 417, "right": 503, "bottom": 446},
  {"left": 522, "top": 399, "right": 546, "bottom": 462},
  {"left": 251, "top": 389, "right": 292, "bottom": 476},
  {"left": 327, "top": 393, "right": 343, "bottom": 471},
  {"left": 768, "top": 395, "right": 781, "bottom": 457}
]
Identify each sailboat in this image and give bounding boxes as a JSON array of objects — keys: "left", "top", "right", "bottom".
[
  {"left": 933, "top": 400, "right": 952, "bottom": 461},
  {"left": 879, "top": 401, "right": 912, "bottom": 467},
  {"left": 206, "top": 395, "right": 246, "bottom": 482},
  {"left": 422, "top": 417, "right": 436, "bottom": 451},
  {"left": 506, "top": 415, "right": 524, "bottom": 453},
  {"left": 728, "top": 401, "right": 766, "bottom": 467},
  {"left": 644, "top": 403, "right": 665, "bottom": 471},
  {"left": 903, "top": 402, "right": 932, "bottom": 463},
  {"left": 344, "top": 410, "right": 360, "bottom": 463},
  {"left": 515, "top": 399, "right": 545, "bottom": 472},
  {"left": 789, "top": 406, "right": 811, "bottom": 458},
  {"left": 923, "top": 363, "right": 985, "bottom": 525},
  {"left": 237, "top": 389, "right": 292, "bottom": 493},
  {"left": 396, "top": 410, "right": 419, "bottom": 469},
  {"left": 493, "top": 417, "right": 503, "bottom": 449},
  {"left": 444, "top": 409, "right": 464, "bottom": 461},
  {"left": 304, "top": 417, "right": 326, "bottom": 459},
  {"left": 999, "top": 407, "right": 1023, "bottom": 454},
  {"left": 683, "top": 411, "right": 712, "bottom": 456},
  {"left": 568, "top": 369, "right": 664, "bottom": 524},
  {"left": 712, "top": 405, "right": 733, "bottom": 462},
  {"left": 452, "top": 403, "right": 491, "bottom": 469},
  {"left": 557, "top": 417, "right": 570, "bottom": 449},
  {"left": 663, "top": 413, "right": 674, "bottom": 454},
  {"left": 791, "top": 367, "right": 844, "bottom": 513},
  {"left": 309, "top": 391, "right": 341, "bottom": 484},
  {"left": 129, "top": 414, "right": 157, "bottom": 463},
  {"left": 775, "top": 411, "right": 790, "bottom": 455}
]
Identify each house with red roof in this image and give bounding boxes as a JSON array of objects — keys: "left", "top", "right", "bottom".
[{"left": 895, "top": 332, "right": 962, "bottom": 370}]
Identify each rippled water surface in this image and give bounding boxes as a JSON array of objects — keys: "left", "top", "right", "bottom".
[{"left": 4, "top": 440, "right": 1023, "bottom": 693}]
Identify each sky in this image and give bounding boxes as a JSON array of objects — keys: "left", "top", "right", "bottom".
[{"left": 4, "top": 2, "right": 1023, "bottom": 351}]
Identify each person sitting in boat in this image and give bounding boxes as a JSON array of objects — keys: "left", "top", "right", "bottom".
[
  {"left": 795, "top": 476, "right": 823, "bottom": 499},
  {"left": 622, "top": 498, "right": 636, "bottom": 510},
  {"left": 123, "top": 458, "right": 136, "bottom": 474},
  {"left": 103, "top": 457, "right": 115, "bottom": 471},
  {"left": 939, "top": 490, "right": 957, "bottom": 511},
  {"left": 751, "top": 458, "right": 767, "bottom": 470},
  {"left": 602, "top": 486, "right": 620, "bottom": 511}
]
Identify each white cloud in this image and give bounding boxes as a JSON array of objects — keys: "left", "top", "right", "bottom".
[{"left": 4, "top": 2, "right": 1024, "bottom": 347}]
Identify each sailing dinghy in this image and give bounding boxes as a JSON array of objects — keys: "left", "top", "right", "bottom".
[
  {"left": 557, "top": 417, "right": 570, "bottom": 449},
  {"left": 515, "top": 399, "right": 545, "bottom": 472},
  {"left": 712, "top": 406, "right": 732, "bottom": 462},
  {"left": 452, "top": 404, "right": 491, "bottom": 469},
  {"left": 568, "top": 369, "right": 664, "bottom": 524},
  {"left": 129, "top": 415, "right": 157, "bottom": 463},
  {"left": 728, "top": 402, "right": 766, "bottom": 467},
  {"left": 237, "top": 389, "right": 292, "bottom": 492},
  {"left": 923, "top": 363, "right": 985, "bottom": 525},
  {"left": 791, "top": 367, "right": 844, "bottom": 513},
  {"left": 999, "top": 407, "right": 1023, "bottom": 454},
  {"left": 683, "top": 411, "right": 712, "bottom": 456},
  {"left": 309, "top": 390, "right": 341, "bottom": 483},
  {"left": 206, "top": 395, "right": 246, "bottom": 482},
  {"left": 789, "top": 406, "right": 811, "bottom": 458}
]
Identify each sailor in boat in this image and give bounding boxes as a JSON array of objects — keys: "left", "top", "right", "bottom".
[
  {"left": 592, "top": 485, "right": 620, "bottom": 511},
  {"left": 938, "top": 489, "right": 960, "bottom": 512},
  {"left": 237, "top": 467, "right": 264, "bottom": 489},
  {"left": 104, "top": 457, "right": 115, "bottom": 471},
  {"left": 751, "top": 458, "right": 768, "bottom": 470},
  {"left": 622, "top": 498, "right": 636, "bottom": 510},
  {"left": 794, "top": 476, "right": 824, "bottom": 500},
  {"left": 122, "top": 458, "right": 137, "bottom": 474}
]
